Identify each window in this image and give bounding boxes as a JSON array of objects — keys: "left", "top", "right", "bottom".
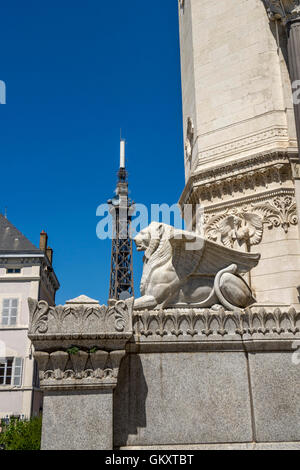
[
  {"left": 0, "top": 359, "right": 13, "bottom": 385},
  {"left": 6, "top": 268, "right": 21, "bottom": 274},
  {"left": 1, "top": 298, "right": 19, "bottom": 326},
  {"left": 0, "top": 358, "right": 23, "bottom": 386}
]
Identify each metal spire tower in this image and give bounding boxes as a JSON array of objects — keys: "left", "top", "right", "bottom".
[{"left": 108, "top": 139, "right": 134, "bottom": 301}]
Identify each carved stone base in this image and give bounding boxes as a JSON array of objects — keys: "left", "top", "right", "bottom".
[{"left": 28, "top": 296, "right": 134, "bottom": 450}]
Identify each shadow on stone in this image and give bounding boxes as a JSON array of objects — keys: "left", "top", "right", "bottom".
[{"left": 113, "top": 351, "right": 148, "bottom": 448}]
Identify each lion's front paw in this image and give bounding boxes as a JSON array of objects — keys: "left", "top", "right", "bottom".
[{"left": 133, "top": 295, "right": 158, "bottom": 310}]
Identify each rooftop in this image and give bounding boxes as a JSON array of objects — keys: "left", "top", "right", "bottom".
[{"left": 0, "top": 214, "right": 42, "bottom": 254}]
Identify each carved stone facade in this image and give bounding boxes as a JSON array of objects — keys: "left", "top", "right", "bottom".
[{"left": 178, "top": 0, "right": 300, "bottom": 306}]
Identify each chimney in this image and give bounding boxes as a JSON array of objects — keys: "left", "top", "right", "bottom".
[
  {"left": 46, "top": 247, "right": 53, "bottom": 265},
  {"left": 39, "top": 231, "right": 48, "bottom": 252}
]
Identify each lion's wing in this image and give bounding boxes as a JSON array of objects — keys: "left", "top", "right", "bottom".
[
  {"left": 169, "top": 231, "right": 206, "bottom": 280},
  {"left": 170, "top": 230, "right": 261, "bottom": 278}
]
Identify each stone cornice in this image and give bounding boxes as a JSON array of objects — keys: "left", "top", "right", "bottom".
[
  {"left": 201, "top": 187, "right": 295, "bottom": 213},
  {"left": 197, "top": 127, "right": 290, "bottom": 162},
  {"left": 132, "top": 306, "right": 300, "bottom": 352},
  {"left": 0, "top": 254, "right": 60, "bottom": 292},
  {"left": 179, "top": 151, "right": 294, "bottom": 207}
]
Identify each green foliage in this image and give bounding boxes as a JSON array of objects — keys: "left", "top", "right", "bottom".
[
  {"left": 66, "top": 346, "right": 80, "bottom": 355},
  {"left": 89, "top": 347, "right": 99, "bottom": 354},
  {"left": 0, "top": 416, "right": 42, "bottom": 450}
]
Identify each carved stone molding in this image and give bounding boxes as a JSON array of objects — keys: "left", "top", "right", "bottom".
[
  {"left": 253, "top": 195, "right": 298, "bottom": 233},
  {"left": 28, "top": 297, "right": 134, "bottom": 390},
  {"left": 264, "top": 0, "right": 300, "bottom": 24},
  {"left": 34, "top": 348, "right": 125, "bottom": 391},
  {"left": 198, "top": 128, "right": 289, "bottom": 161},
  {"left": 133, "top": 306, "right": 300, "bottom": 339},
  {"left": 204, "top": 195, "right": 298, "bottom": 248},
  {"left": 28, "top": 297, "right": 133, "bottom": 338},
  {"left": 180, "top": 151, "right": 294, "bottom": 207},
  {"left": 291, "top": 158, "right": 300, "bottom": 179}
]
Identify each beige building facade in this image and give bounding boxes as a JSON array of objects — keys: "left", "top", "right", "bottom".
[
  {"left": 179, "top": 0, "right": 300, "bottom": 306},
  {"left": 0, "top": 217, "right": 59, "bottom": 420}
]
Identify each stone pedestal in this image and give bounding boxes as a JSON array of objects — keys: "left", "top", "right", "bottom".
[
  {"left": 42, "top": 390, "right": 113, "bottom": 450},
  {"left": 28, "top": 296, "right": 300, "bottom": 449},
  {"left": 28, "top": 295, "right": 133, "bottom": 450},
  {"left": 114, "top": 305, "right": 300, "bottom": 450}
]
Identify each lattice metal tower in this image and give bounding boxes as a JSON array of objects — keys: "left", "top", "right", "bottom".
[{"left": 108, "top": 139, "right": 134, "bottom": 300}]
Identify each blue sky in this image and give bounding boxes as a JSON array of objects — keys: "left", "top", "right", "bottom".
[{"left": 0, "top": 0, "right": 184, "bottom": 305}]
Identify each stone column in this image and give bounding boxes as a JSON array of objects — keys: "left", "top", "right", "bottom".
[
  {"left": 265, "top": 1, "right": 300, "bottom": 225},
  {"left": 286, "top": 5, "right": 300, "bottom": 227},
  {"left": 27, "top": 295, "right": 133, "bottom": 450},
  {"left": 287, "top": 9, "right": 300, "bottom": 147}
]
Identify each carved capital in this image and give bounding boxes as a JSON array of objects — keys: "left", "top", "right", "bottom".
[
  {"left": 28, "top": 296, "right": 134, "bottom": 338},
  {"left": 34, "top": 348, "right": 127, "bottom": 391},
  {"left": 28, "top": 296, "right": 134, "bottom": 390}
]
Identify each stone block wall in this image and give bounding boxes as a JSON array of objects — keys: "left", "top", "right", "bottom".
[{"left": 114, "top": 307, "right": 300, "bottom": 449}]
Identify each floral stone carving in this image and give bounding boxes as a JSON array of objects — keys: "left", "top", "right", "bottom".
[
  {"left": 205, "top": 196, "right": 298, "bottom": 250},
  {"left": 133, "top": 306, "right": 300, "bottom": 339}
]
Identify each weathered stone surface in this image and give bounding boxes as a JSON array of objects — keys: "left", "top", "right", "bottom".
[
  {"left": 42, "top": 390, "right": 113, "bottom": 450},
  {"left": 114, "top": 352, "right": 253, "bottom": 447},
  {"left": 249, "top": 352, "right": 300, "bottom": 442},
  {"left": 121, "top": 442, "right": 300, "bottom": 450}
]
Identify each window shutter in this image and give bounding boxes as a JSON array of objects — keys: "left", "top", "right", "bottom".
[
  {"left": 13, "top": 358, "right": 23, "bottom": 387},
  {"left": 1, "top": 298, "right": 19, "bottom": 326}
]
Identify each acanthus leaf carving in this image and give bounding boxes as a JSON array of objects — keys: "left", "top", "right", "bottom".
[
  {"left": 133, "top": 306, "right": 300, "bottom": 339},
  {"left": 253, "top": 196, "right": 298, "bottom": 234},
  {"left": 205, "top": 196, "right": 298, "bottom": 251},
  {"left": 28, "top": 298, "right": 49, "bottom": 334}
]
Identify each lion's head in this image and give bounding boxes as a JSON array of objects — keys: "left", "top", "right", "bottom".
[
  {"left": 134, "top": 222, "right": 174, "bottom": 295},
  {"left": 135, "top": 222, "right": 167, "bottom": 261}
]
